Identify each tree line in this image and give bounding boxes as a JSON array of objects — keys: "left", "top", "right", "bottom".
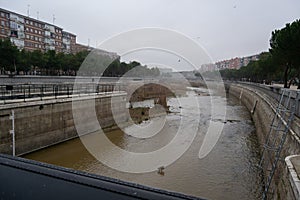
[
  {"left": 0, "top": 39, "right": 160, "bottom": 77},
  {"left": 220, "top": 19, "right": 300, "bottom": 88}
]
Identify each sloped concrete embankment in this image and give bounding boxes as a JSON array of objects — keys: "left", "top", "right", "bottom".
[{"left": 227, "top": 83, "right": 300, "bottom": 199}]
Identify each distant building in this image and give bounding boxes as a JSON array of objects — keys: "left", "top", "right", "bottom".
[
  {"left": 240, "top": 54, "right": 260, "bottom": 67},
  {"left": 158, "top": 67, "right": 172, "bottom": 75},
  {"left": 200, "top": 63, "right": 217, "bottom": 72},
  {"left": 199, "top": 54, "right": 260, "bottom": 72},
  {"left": 0, "top": 7, "right": 83, "bottom": 54},
  {"left": 73, "top": 43, "right": 93, "bottom": 54},
  {"left": 214, "top": 54, "right": 260, "bottom": 71}
]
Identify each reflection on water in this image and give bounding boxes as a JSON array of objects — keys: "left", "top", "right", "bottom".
[{"left": 24, "top": 91, "right": 262, "bottom": 200}]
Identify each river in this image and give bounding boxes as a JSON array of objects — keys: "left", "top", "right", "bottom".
[{"left": 24, "top": 88, "right": 262, "bottom": 200}]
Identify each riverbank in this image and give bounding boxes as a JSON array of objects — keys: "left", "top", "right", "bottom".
[
  {"left": 0, "top": 92, "right": 127, "bottom": 156},
  {"left": 227, "top": 82, "right": 300, "bottom": 199}
]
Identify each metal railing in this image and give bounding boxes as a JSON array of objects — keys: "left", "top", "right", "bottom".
[
  {"left": 235, "top": 81, "right": 300, "bottom": 117},
  {"left": 0, "top": 83, "right": 124, "bottom": 104}
]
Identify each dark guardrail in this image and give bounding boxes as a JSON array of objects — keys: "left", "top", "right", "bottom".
[{"left": 0, "top": 83, "right": 123, "bottom": 103}]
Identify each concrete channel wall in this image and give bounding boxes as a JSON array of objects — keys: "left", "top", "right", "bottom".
[
  {"left": 0, "top": 92, "right": 127, "bottom": 156},
  {"left": 227, "top": 83, "right": 300, "bottom": 199}
]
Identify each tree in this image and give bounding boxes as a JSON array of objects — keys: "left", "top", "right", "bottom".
[
  {"left": 269, "top": 19, "right": 300, "bottom": 88},
  {"left": 0, "top": 39, "right": 160, "bottom": 77},
  {"left": 44, "top": 50, "right": 57, "bottom": 75},
  {"left": 17, "top": 49, "right": 31, "bottom": 73},
  {"left": 31, "top": 50, "right": 46, "bottom": 69},
  {"left": 0, "top": 39, "right": 19, "bottom": 72}
]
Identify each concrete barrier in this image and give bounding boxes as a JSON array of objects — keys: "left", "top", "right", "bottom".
[
  {"left": 227, "top": 83, "right": 300, "bottom": 199},
  {"left": 0, "top": 92, "right": 127, "bottom": 156}
]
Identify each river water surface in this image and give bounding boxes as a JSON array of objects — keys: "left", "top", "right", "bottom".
[{"left": 25, "top": 89, "right": 262, "bottom": 200}]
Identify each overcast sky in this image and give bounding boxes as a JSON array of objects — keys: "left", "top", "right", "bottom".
[{"left": 1, "top": 0, "right": 300, "bottom": 62}]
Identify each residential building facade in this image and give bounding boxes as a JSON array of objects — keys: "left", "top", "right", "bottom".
[
  {"left": 0, "top": 7, "right": 83, "bottom": 54},
  {"left": 200, "top": 54, "right": 260, "bottom": 72}
]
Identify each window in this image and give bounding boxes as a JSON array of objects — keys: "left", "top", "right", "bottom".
[
  {"left": 10, "top": 30, "right": 18, "bottom": 37},
  {"left": 30, "top": 21, "right": 33, "bottom": 25},
  {"left": 26, "top": 20, "right": 29, "bottom": 24},
  {"left": 26, "top": 27, "right": 29, "bottom": 31},
  {"left": 30, "top": 28, "right": 33, "bottom": 32},
  {"left": 1, "top": 29, "right": 4, "bottom": 34},
  {"left": 10, "top": 21, "right": 18, "bottom": 29},
  {"left": 0, "top": 13, "right": 4, "bottom": 17},
  {"left": 26, "top": 34, "right": 29, "bottom": 39},
  {"left": 1, "top": 21, "right": 4, "bottom": 26},
  {"left": 35, "top": 30, "right": 37, "bottom": 34}
]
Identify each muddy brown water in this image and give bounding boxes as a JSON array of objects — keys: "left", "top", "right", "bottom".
[{"left": 25, "top": 90, "right": 262, "bottom": 200}]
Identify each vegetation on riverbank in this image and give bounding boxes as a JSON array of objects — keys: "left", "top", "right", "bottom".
[{"left": 0, "top": 39, "right": 160, "bottom": 77}]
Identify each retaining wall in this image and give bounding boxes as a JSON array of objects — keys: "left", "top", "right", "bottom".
[
  {"left": 227, "top": 83, "right": 300, "bottom": 199},
  {"left": 0, "top": 92, "right": 127, "bottom": 156}
]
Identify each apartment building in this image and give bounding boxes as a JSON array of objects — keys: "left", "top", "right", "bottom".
[
  {"left": 200, "top": 54, "right": 261, "bottom": 72},
  {"left": 73, "top": 43, "right": 93, "bottom": 54},
  {"left": 214, "top": 55, "right": 260, "bottom": 70},
  {"left": 0, "top": 9, "right": 10, "bottom": 41},
  {"left": 0, "top": 8, "right": 79, "bottom": 53},
  {"left": 62, "top": 31, "right": 76, "bottom": 53}
]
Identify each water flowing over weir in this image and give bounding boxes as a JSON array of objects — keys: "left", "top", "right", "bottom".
[{"left": 24, "top": 89, "right": 263, "bottom": 200}]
